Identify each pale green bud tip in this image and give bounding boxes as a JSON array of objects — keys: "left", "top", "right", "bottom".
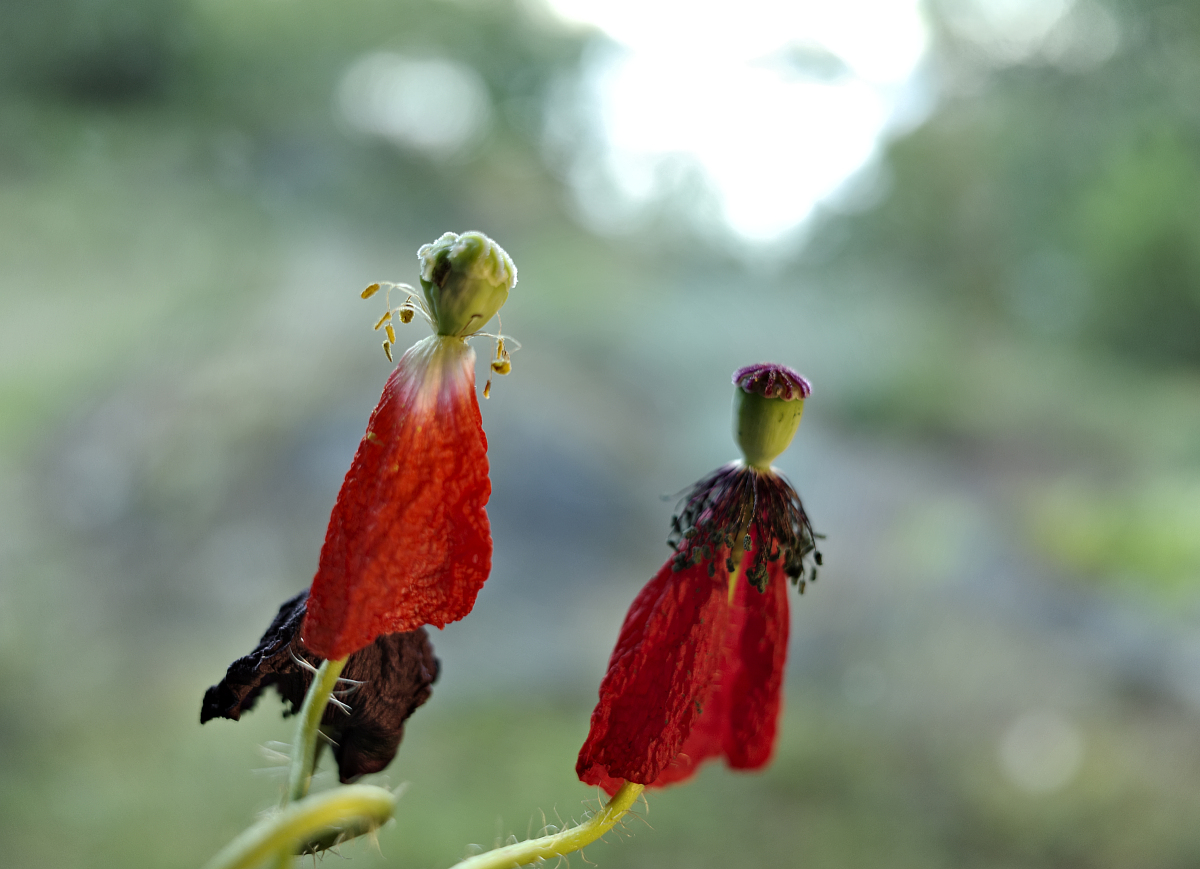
[
  {"left": 732, "top": 363, "right": 811, "bottom": 470},
  {"left": 417, "top": 231, "right": 516, "bottom": 337}
]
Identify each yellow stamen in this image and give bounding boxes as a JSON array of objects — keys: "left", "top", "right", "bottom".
[
  {"left": 385, "top": 324, "right": 396, "bottom": 344},
  {"left": 374, "top": 310, "right": 392, "bottom": 330},
  {"left": 382, "top": 341, "right": 392, "bottom": 362},
  {"left": 361, "top": 282, "right": 381, "bottom": 299},
  {"left": 483, "top": 379, "right": 492, "bottom": 399}
]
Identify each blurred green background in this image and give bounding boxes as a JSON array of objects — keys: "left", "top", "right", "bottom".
[{"left": 3, "top": 1, "right": 1200, "bottom": 867}]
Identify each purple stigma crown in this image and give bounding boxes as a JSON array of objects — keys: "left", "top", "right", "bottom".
[{"left": 733, "top": 363, "right": 812, "bottom": 401}]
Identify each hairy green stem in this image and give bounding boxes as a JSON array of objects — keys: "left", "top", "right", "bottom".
[
  {"left": 202, "top": 785, "right": 395, "bottom": 869},
  {"left": 449, "top": 781, "right": 645, "bottom": 869},
  {"left": 286, "top": 656, "right": 347, "bottom": 804}
]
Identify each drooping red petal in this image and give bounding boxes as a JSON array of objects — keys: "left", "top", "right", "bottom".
[
  {"left": 579, "top": 529, "right": 792, "bottom": 795},
  {"left": 576, "top": 554, "right": 731, "bottom": 794},
  {"left": 723, "top": 547, "right": 789, "bottom": 768},
  {"left": 303, "top": 336, "right": 491, "bottom": 660},
  {"left": 655, "top": 533, "right": 789, "bottom": 784},
  {"left": 649, "top": 641, "right": 731, "bottom": 787}
]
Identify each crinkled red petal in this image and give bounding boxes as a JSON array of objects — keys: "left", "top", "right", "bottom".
[
  {"left": 658, "top": 532, "right": 789, "bottom": 783},
  {"left": 303, "top": 338, "right": 491, "bottom": 660},
  {"left": 723, "top": 545, "right": 789, "bottom": 769},
  {"left": 578, "top": 529, "right": 791, "bottom": 795},
  {"left": 649, "top": 661, "right": 729, "bottom": 787},
  {"left": 576, "top": 554, "right": 731, "bottom": 794},
  {"left": 650, "top": 594, "right": 744, "bottom": 787}
]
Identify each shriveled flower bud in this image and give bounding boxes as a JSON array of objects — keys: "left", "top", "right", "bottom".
[{"left": 418, "top": 231, "right": 516, "bottom": 337}]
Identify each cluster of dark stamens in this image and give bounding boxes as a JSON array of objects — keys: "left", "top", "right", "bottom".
[{"left": 668, "top": 462, "right": 823, "bottom": 593}]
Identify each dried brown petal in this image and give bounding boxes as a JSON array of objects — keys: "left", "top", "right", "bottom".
[{"left": 201, "top": 590, "right": 439, "bottom": 782}]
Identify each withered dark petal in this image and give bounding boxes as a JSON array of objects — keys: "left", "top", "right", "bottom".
[
  {"left": 201, "top": 589, "right": 439, "bottom": 783},
  {"left": 329, "top": 629, "right": 439, "bottom": 780},
  {"left": 201, "top": 591, "right": 310, "bottom": 723}
]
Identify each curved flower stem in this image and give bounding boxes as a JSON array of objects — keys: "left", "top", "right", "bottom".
[
  {"left": 287, "top": 656, "right": 348, "bottom": 804},
  {"left": 202, "top": 785, "right": 396, "bottom": 869},
  {"left": 448, "top": 781, "right": 645, "bottom": 869}
]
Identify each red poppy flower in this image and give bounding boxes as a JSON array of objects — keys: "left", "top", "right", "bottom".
[
  {"left": 577, "top": 364, "right": 820, "bottom": 795},
  {"left": 301, "top": 232, "right": 516, "bottom": 661}
]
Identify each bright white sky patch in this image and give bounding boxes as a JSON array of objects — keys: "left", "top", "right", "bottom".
[{"left": 541, "top": 0, "right": 931, "bottom": 244}]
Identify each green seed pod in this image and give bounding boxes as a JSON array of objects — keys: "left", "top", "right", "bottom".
[
  {"left": 417, "top": 231, "right": 516, "bottom": 337},
  {"left": 731, "top": 363, "right": 811, "bottom": 470}
]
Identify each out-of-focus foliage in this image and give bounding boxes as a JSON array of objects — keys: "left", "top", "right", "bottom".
[
  {"left": 0, "top": 0, "right": 582, "bottom": 234},
  {"left": 799, "top": 0, "right": 1200, "bottom": 600},
  {"left": 0, "top": 0, "right": 190, "bottom": 101},
  {"left": 813, "top": 0, "right": 1200, "bottom": 366},
  {"left": 4, "top": 2, "right": 1200, "bottom": 869},
  {"left": 1030, "top": 476, "right": 1200, "bottom": 596}
]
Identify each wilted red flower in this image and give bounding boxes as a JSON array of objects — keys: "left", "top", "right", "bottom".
[
  {"left": 577, "top": 363, "right": 821, "bottom": 795},
  {"left": 302, "top": 232, "right": 517, "bottom": 660}
]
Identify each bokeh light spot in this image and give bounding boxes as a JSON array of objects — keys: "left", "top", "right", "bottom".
[{"left": 337, "top": 52, "right": 491, "bottom": 156}]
